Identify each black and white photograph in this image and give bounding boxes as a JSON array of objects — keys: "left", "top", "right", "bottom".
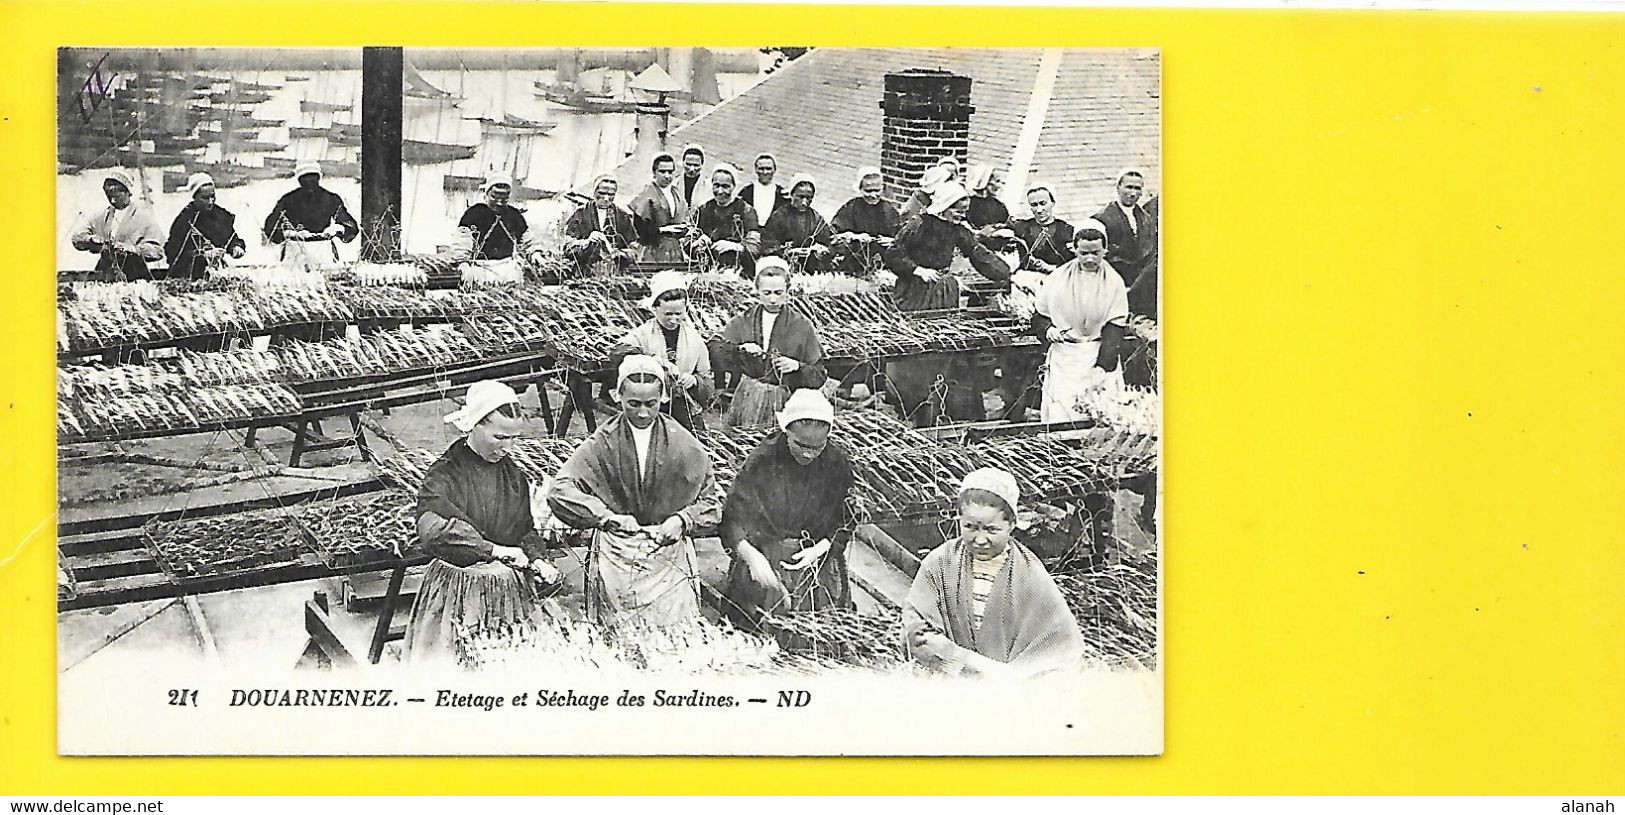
[{"left": 53, "top": 45, "right": 1162, "bottom": 756}]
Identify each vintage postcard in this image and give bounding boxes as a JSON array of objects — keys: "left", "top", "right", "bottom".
[{"left": 54, "top": 45, "right": 1162, "bottom": 755}]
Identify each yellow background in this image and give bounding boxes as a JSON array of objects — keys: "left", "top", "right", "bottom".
[{"left": 3, "top": 1, "right": 1623, "bottom": 794}]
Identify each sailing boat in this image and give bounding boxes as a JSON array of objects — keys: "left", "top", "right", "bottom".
[
  {"left": 300, "top": 99, "right": 349, "bottom": 114},
  {"left": 403, "top": 61, "right": 464, "bottom": 106},
  {"left": 162, "top": 72, "right": 288, "bottom": 192},
  {"left": 58, "top": 71, "right": 207, "bottom": 172},
  {"left": 274, "top": 72, "right": 360, "bottom": 178},
  {"left": 443, "top": 56, "right": 556, "bottom": 200},
  {"left": 395, "top": 64, "right": 476, "bottom": 165}
]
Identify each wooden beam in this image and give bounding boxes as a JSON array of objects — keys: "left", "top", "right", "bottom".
[
  {"left": 182, "top": 594, "right": 223, "bottom": 666},
  {"left": 360, "top": 46, "right": 403, "bottom": 261},
  {"left": 304, "top": 592, "right": 360, "bottom": 669}
]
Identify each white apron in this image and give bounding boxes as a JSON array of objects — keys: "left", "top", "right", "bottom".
[
  {"left": 279, "top": 238, "right": 339, "bottom": 273},
  {"left": 1041, "top": 340, "right": 1123, "bottom": 423},
  {"left": 587, "top": 530, "right": 702, "bottom": 630}
]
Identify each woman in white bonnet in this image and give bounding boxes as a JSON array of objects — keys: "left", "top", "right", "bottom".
[
  {"left": 405, "top": 381, "right": 558, "bottom": 665},
  {"left": 70, "top": 169, "right": 164, "bottom": 279},
  {"left": 607, "top": 270, "right": 715, "bottom": 430},
  {"left": 902, "top": 467, "right": 1085, "bottom": 676}
]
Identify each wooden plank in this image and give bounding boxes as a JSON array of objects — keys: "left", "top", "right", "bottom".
[
  {"left": 367, "top": 562, "right": 408, "bottom": 664},
  {"left": 70, "top": 570, "right": 176, "bottom": 598},
  {"left": 845, "top": 535, "right": 913, "bottom": 608},
  {"left": 182, "top": 594, "right": 223, "bottom": 665},
  {"left": 57, "top": 529, "right": 147, "bottom": 557},
  {"left": 855, "top": 523, "right": 923, "bottom": 579}
]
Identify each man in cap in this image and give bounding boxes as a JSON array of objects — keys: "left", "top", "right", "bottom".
[
  {"left": 562, "top": 174, "right": 639, "bottom": 278},
  {"left": 678, "top": 144, "right": 707, "bottom": 207},
  {"left": 457, "top": 173, "right": 541, "bottom": 263},
  {"left": 164, "top": 172, "right": 247, "bottom": 280},
  {"left": 70, "top": 169, "right": 165, "bottom": 280},
  {"left": 263, "top": 162, "right": 359, "bottom": 270},
  {"left": 721, "top": 389, "right": 856, "bottom": 626},
  {"left": 406, "top": 380, "right": 560, "bottom": 665},
  {"left": 548, "top": 355, "right": 723, "bottom": 630}
]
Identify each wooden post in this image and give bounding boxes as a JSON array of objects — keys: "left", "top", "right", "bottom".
[
  {"left": 361, "top": 46, "right": 403, "bottom": 261},
  {"left": 368, "top": 561, "right": 408, "bottom": 664}
]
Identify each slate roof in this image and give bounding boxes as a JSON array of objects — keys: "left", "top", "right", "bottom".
[{"left": 596, "top": 47, "right": 1160, "bottom": 223}]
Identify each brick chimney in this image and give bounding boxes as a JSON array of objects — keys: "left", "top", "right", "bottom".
[{"left": 878, "top": 69, "right": 974, "bottom": 206}]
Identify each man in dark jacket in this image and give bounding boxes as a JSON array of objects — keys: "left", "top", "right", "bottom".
[
  {"left": 1094, "top": 169, "right": 1159, "bottom": 388},
  {"left": 1094, "top": 169, "right": 1157, "bottom": 319}
]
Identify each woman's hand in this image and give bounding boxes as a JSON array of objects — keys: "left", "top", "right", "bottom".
[
  {"left": 491, "top": 544, "right": 530, "bottom": 570},
  {"left": 652, "top": 515, "right": 686, "bottom": 546},
  {"left": 737, "top": 542, "right": 788, "bottom": 604},
  {"left": 530, "top": 558, "right": 562, "bottom": 585},
  {"left": 781, "top": 538, "right": 831, "bottom": 572},
  {"left": 601, "top": 514, "right": 642, "bottom": 535},
  {"left": 1046, "top": 327, "right": 1078, "bottom": 344},
  {"left": 771, "top": 356, "right": 801, "bottom": 375},
  {"left": 910, "top": 629, "right": 955, "bottom": 663},
  {"left": 738, "top": 342, "right": 765, "bottom": 356},
  {"left": 915, "top": 267, "right": 942, "bottom": 283}
]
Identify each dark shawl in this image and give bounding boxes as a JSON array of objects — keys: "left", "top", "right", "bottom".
[
  {"left": 561, "top": 203, "right": 637, "bottom": 277},
  {"left": 760, "top": 205, "right": 835, "bottom": 271},
  {"left": 689, "top": 197, "right": 761, "bottom": 276},
  {"left": 830, "top": 196, "right": 901, "bottom": 238},
  {"left": 884, "top": 213, "right": 1010, "bottom": 310},
  {"left": 165, "top": 202, "right": 247, "bottom": 279},
  {"left": 721, "top": 434, "right": 855, "bottom": 554},
  {"left": 547, "top": 415, "right": 722, "bottom": 529},
  {"left": 1010, "top": 217, "right": 1076, "bottom": 271},
  {"left": 691, "top": 197, "right": 759, "bottom": 242},
  {"left": 716, "top": 304, "right": 828, "bottom": 390},
  {"left": 263, "top": 185, "right": 359, "bottom": 243}
]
